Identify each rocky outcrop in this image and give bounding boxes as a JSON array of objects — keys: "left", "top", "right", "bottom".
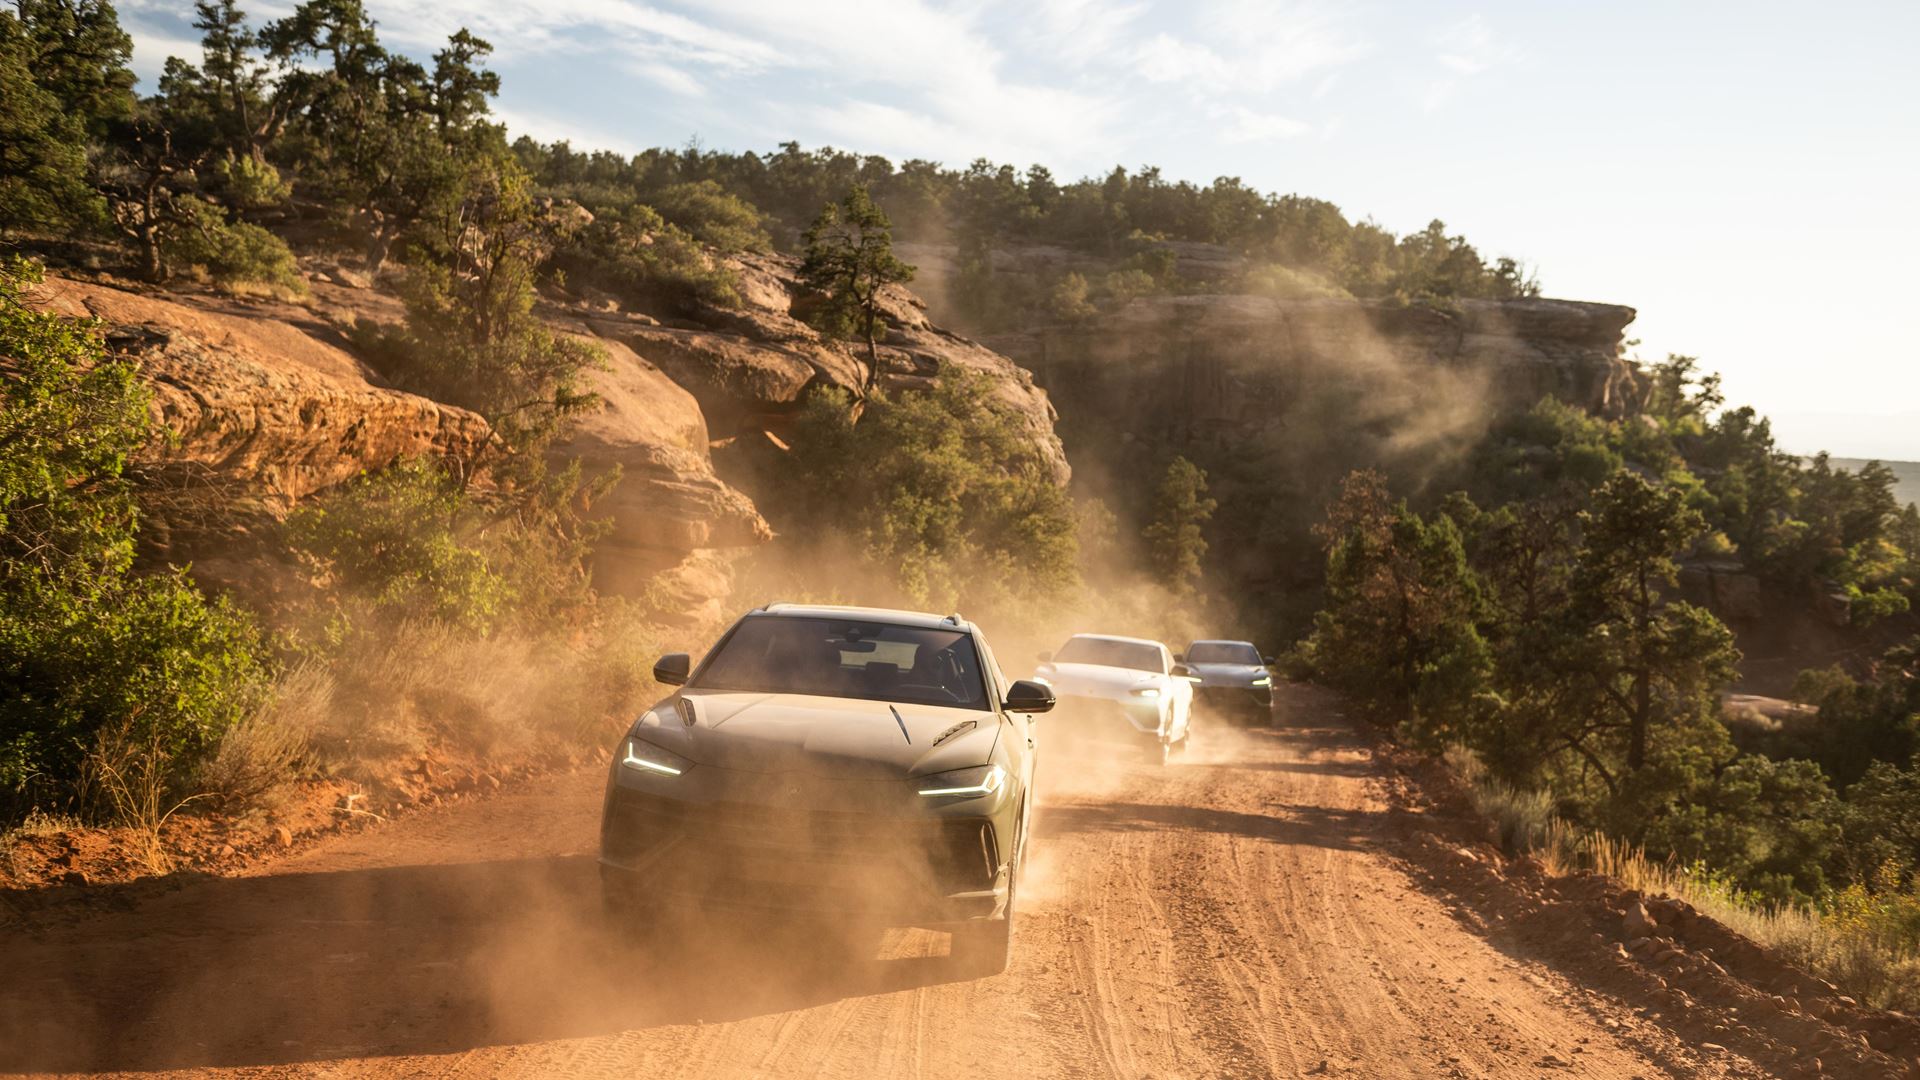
[
  {"left": 26, "top": 239, "right": 1073, "bottom": 622},
  {"left": 29, "top": 277, "right": 493, "bottom": 530},
  {"left": 548, "top": 335, "right": 771, "bottom": 623},
  {"left": 29, "top": 277, "right": 770, "bottom": 621},
  {"left": 595, "top": 251, "right": 1071, "bottom": 485},
  {"left": 1679, "top": 560, "right": 1765, "bottom": 622},
  {"left": 896, "top": 240, "right": 1642, "bottom": 607}
]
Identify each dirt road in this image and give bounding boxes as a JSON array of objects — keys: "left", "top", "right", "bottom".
[{"left": 1, "top": 691, "right": 1774, "bottom": 1078}]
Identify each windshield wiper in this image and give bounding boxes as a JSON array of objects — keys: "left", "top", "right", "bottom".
[{"left": 889, "top": 704, "right": 911, "bottom": 744}]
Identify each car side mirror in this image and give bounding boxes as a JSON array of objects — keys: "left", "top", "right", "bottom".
[
  {"left": 1036, "top": 650, "right": 1052, "bottom": 663},
  {"left": 1004, "top": 678, "right": 1055, "bottom": 714},
  {"left": 1263, "top": 655, "right": 1276, "bottom": 666},
  {"left": 1170, "top": 662, "right": 1195, "bottom": 679},
  {"left": 653, "top": 652, "right": 691, "bottom": 686},
  {"left": 1172, "top": 651, "right": 1186, "bottom": 663}
]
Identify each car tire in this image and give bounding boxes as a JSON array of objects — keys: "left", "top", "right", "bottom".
[
  {"left": 953, "top": 911, "right": 1012, "bottom": 975},
  {"left": 954, "top": 854, "right": 1018, "bottom": 976},
  {"left": 948, "top": 818, "right": 1013, "bottom": 972}
]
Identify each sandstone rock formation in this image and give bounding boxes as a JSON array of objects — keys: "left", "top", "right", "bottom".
[
  {"left": 586, "top": 251, "right": 1071, "bottom": 485},
  {"left": 29, "top": 276, "right": 770, "bottom": 622},
  {"left": 547, "top": 335, "right": 771, "bottom": 623},
  {"left": 29, "top": 276, "right": 492, "bottom": 523}
]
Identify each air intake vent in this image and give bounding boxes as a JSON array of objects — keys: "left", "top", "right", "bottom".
[{"left": 932, "top": 720, "right": 977, "bottom": 746}]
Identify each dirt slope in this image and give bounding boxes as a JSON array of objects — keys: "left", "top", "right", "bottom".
[{"left": 2, "top": 690, "right": 1783, "bottom": 1078}]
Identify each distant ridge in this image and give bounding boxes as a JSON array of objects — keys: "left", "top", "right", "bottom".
[{"left": 1820, "top": 457, "right": 1920, "bottom": 508}]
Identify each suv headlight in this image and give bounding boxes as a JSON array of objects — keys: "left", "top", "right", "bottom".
[
  {"left": 917, "top": 764, "right": 1006, "bottom": 798},
  {"left": 621, "top": 737, "right": 692, "bottom": 777}
]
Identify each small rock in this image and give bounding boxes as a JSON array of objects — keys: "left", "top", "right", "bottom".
[
  {"left": 217, "top": 844, "right": 236, "bottom": 858},
  {"left": 1701, "top": 1042, "right": 1726, "bottom": 1053},
  {"left": 272, "top": 825, "right": 293, "bottom": 848},
  {"left": 61, "top": 870, "right": 88, "bottom": 886},
  {"left": 1623, "top": 900, "right": 1658, "bottom": 939}
]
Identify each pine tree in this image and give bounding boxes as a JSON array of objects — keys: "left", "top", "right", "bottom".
[
  {"left": 799, "top": 184, "right": 914, "bottom": 394},
  {"left": 1142, "top": 456, "right": 1217, "bottom": 596}
]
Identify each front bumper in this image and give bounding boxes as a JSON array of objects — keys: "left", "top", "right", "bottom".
[
  {"left": 1046, "top": 694, "right": 1167, "bottom": 745},
  {"left": 599, "top": 774, "right": 1010, "bottom": 924},
  {"left": 1196, "top": 684, "right": 1272, "bottom": 715}
]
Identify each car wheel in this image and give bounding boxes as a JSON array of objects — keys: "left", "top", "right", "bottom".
[{"left": 954, "top": 869, "right": 1015, "bottom": 976}]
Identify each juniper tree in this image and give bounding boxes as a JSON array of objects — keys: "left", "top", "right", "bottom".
[{"left": 799, "top": 184, "right": 914, "bottom": 394}]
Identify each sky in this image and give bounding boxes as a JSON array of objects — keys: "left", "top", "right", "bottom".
[{"left": 118, "top": 0, "right": 1920, "bottom": 460}]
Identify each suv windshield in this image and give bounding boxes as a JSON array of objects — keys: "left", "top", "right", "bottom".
[
  {"left": 1054, "top": 637, "right": 1163, "bottom": 673},
  {"left": 692, "top": 616, "right": 989, "bottom": 709},
  {"left": 1187, "top": 642, "right": 1261, "bottom": 665}
]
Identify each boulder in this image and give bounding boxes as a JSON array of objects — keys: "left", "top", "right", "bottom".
[
  {"left": 548, "top": 335, "right": 772, "bottom": 613},
  {"left": 1680, "top": 559, "right": 1765, "bottom": 622}
]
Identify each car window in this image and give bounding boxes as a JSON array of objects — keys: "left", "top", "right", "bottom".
[
  {"left": 1187, "top": 642, "right": 1261, "bottom": 664},
  {"left": 692, "top": 616, "right": 988, "bottom": 709},
  {"left": 1053, "top": 637, "right": 1164, "bottom": 673}
]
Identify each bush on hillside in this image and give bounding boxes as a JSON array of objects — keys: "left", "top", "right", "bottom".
[
  {"left": 0, "top": 258, "right": 270, "bottom": 822},
  {"left": 161, "top": 195, "right": 305, "bottom": 295}
]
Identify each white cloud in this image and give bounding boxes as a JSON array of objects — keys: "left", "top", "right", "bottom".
[
  {"left": 627, "top": 60, "right": 707, "bottom": 98},
  {"left": 1134, "top": 33, "right": 1222, "bottom": 85},
  {"left": 1216, "top": 105, "right": 1311, "bottom": 144},
  {"left": 122, "top": 0, "right": 1401, "bottom": 177},
  {"left": 1421, "top": 14, "right": 1514, "bottom": 114},
  {"left": 1017, "top": 0, "right": 1148, "bottom": 68}
]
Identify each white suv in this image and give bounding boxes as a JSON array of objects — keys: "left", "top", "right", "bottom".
[{"left": 1034, "top": 634, "right": 1194, "bottom": 762}]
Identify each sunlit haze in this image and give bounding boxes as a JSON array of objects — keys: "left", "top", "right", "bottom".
[{"left": 122, "top": 0, "right": 1920, "bottom": 459}]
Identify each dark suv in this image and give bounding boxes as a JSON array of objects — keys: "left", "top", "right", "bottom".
[{"left": 1178, "top": 640, "right": 1274, "bottom": 723}]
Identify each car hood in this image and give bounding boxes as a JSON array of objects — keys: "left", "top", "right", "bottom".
[
  {"left": 632, "top": 691, "right": 1001, "bottom": 779},
  {"left": 1188, "top": 662, "right": 1268, "bottom": 687},
  {"left": 1042, "top": 662, "right": 1167, "bottom": 701}
]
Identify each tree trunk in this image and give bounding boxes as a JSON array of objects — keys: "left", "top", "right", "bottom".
[
  {"left": 861, "top": 305, "right": 881, "bottom": 396},
  {"left": 138, "top": 183, "right": 165, "bottom": 283},
  {"left": 365, "top": 222, "right": 396, "bottom": 275},
  {"left": 1627, "top": 564, "right": 1653, "bottom": 771}
]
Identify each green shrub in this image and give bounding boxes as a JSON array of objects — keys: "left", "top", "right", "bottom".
[
  {"left": 559, "top": 205, "right": 743, "bottom": 313},
  {"left": 647, "top": 180, "right": 770, "bottom": 253},
  {"left": 765, "top": 369, "right": 1077, "bottom": 618},
  {"left": 287, "top": 461, "right": 510, "bottom": 633},
  {"left": 161, "top": 195, "right": 304, "bottom": 295},
  {"left": 1, "top": 566, "right": 270, "bottom": 820},
  {"left": 1, "top": 259, "right": 271, "bottom": 822}
]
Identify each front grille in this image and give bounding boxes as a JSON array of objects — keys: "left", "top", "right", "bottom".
[{"left": 605, "top": 788, "right": 999, "bottom": 895}]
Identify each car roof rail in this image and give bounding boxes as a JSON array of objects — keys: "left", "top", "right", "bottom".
[
  {"left": 943, "top": 612, "right": 964, "bottom": 626},
  {"left": 758, "top": 600, "right": 792, "bottom": 613}
]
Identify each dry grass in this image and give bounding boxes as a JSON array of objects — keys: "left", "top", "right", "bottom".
[
  {"left": 198, "top": 661, "right": 334, "bottom": 812},
  {"left": 1445, "top": 746, "right": 1920, "bottom": 1013},
  {"left": 77, "top": 720, "right": 211, "bottom": 873}
]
